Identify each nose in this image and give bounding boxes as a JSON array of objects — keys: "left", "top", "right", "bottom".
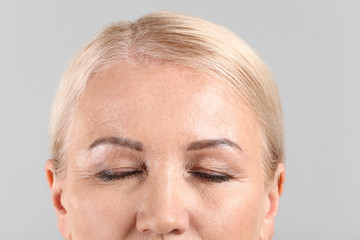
[{"left": 136, "top": 173, "right": 190, "bottom": 235}]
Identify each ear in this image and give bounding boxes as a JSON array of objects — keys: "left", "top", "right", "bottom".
[
  {"left": 260, "top": 163, "right": 285, "bottom": 240},
  {"left": 45, "top": 159, "right": 70, "bottom": 238}
]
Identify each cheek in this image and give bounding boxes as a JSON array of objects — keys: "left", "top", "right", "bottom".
[
  {"left": 198, "top": 185, "right": 266, "bottom": 239},
  {"left": 64, "top": 182, "right": 137, "bottom": 239}
]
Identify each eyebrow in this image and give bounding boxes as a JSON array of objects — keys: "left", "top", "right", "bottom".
[
  {"left": 89, "top": 137, "right": 143, "bottom": 151},
  {"left": 88, "top": 137, "right": 241, "bottom": 152},
  {"left": 187, "top": 138, "right": 242, "bottom": 151}
]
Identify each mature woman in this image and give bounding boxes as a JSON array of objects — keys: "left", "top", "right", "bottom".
[{"left": 45, "top": 11, "right": 285, "bottom": 239}]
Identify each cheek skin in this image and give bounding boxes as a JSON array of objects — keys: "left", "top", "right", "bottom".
[
  {"left": 190, "top": 172, "right": 266, "bottom": 239},
  {"left": 63, "top": 172, "right": 138, "bottom": 239},
  {"left": 218, "top": 184, "right": 265, "bottom": 239}
]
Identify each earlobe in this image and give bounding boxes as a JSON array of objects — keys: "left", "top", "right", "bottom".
[
  {"left": 260, "top": 163, "right": 286, "bottom": 240},
  {"left": 45, "top": 159, "right": 69, "bottom": 238}
]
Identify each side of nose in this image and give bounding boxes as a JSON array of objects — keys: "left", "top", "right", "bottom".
[{"left": 136, "top": 173, "right": 190, "bottom": 235}]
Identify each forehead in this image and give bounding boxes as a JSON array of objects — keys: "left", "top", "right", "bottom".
[
  {"left": 71, "top": 63, "right": 260, "bottom": 153},
  {"left": 84, "top": 63, "right": 216, "bottom": 110},
  {"left": 83, "top": 63, "right": 235, "bottom": 108}
]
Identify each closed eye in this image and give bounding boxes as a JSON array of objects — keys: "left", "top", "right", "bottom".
[
  {"left": 189, "top": 171, "right": 232, "bottom": 183},
  {"left": 97, "top": 170, "right": 143, "bottom": 182},
  {"left": 96, "top": 169, "right": 233, "bottom": 183}
]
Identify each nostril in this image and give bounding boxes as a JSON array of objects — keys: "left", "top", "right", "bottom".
[
  {"left": 136, "top": 211, "right": 189, "bottom": 235},
  {"left": 170, "top": 228, "right": 184, "bottom": 235},
  {"left": 141, "top": 229, "right": 152, "bottom": 235},
  {"left": 139, "top": 227, "right": 183, "bottom": 235}
]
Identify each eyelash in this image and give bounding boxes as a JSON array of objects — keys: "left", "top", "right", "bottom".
[
  {"left": 97, "top": 170, "right": 232, "bottom": 183},
  {"left": 188, "top": 171, "right": 232, "bottom": 183},
  {"left": 97, "top": 170, "right": 143, "bottom": 182}
]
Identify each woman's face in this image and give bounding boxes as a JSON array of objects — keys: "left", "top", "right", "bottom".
[{"left": 46, "top": 64, "right": 282, "bottom": 240}]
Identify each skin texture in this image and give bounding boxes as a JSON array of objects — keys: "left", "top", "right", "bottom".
[{"left": 46, "top": 64, "right": 285, "bottom": 240}]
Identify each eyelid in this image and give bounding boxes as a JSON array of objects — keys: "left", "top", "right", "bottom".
[
  {"left": 187, "top": 152, "right": 244, "bottom": 175},
  {"left": 188, "top": 158, "right": 233, "bottom": 174},
  {"left": 188, "top": 168, "right": 233, "bottom": 183},
  {"left": 96, "top": 169, "right": 144, "bottom": 182},
  {"left": 84, "top": 148, "right": 146, "bottom": 172}
]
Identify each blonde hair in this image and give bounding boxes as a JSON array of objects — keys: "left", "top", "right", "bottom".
[{"left": 50, "top": 11, "right": 284, "bottom": 185}]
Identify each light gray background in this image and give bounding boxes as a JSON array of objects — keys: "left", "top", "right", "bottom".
[{"left": 0, "top": 0, "right": 359, "bottom": 239}]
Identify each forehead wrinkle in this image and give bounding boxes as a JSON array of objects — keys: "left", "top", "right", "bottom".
[{"left": 70, "top": 63, "right": 262, "bottom": 163}]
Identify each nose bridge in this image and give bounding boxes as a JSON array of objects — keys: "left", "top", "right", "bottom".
[
  {"left": 136, "top": 157, "right": 189, "bottom": 234},
  {"left": 148, "top": 172, "right": 180, "bottom": 213}
]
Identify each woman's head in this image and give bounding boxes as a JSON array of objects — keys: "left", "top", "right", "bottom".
[{"left": 46, "top": 11, "right": 285, "bottom": 239}]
